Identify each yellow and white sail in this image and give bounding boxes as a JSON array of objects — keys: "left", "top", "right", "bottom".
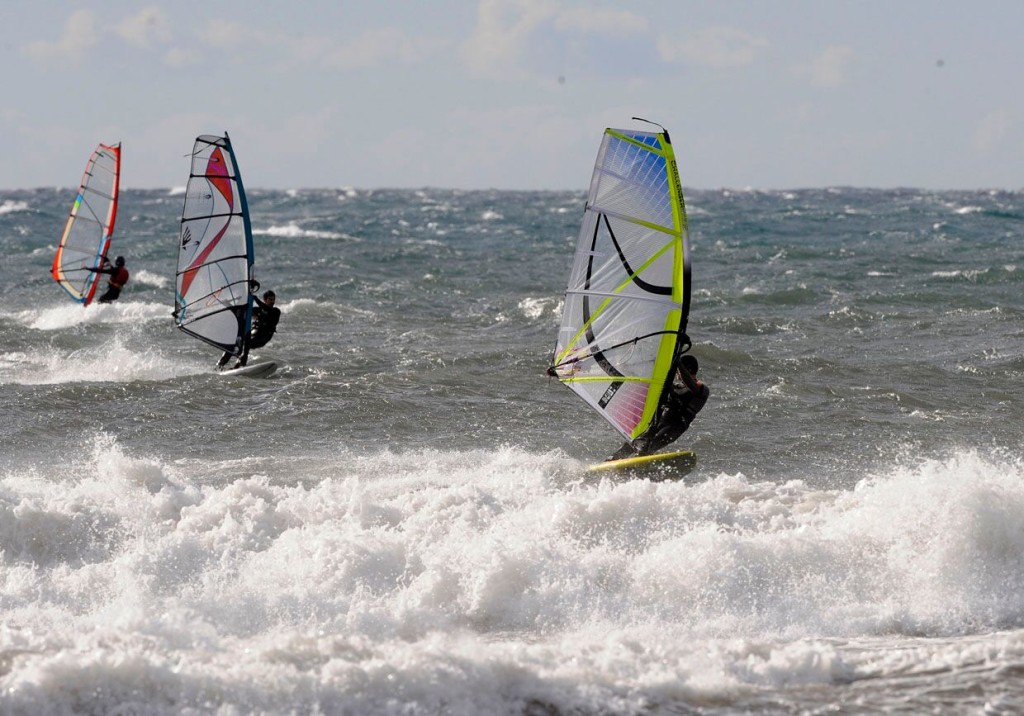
[{"left": 550, "top": 125, "right": 691, "bottom": 441}]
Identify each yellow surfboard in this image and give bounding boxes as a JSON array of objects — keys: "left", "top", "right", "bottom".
[{"left": 587, "top": 449, "right": 697, "bottom": 475}]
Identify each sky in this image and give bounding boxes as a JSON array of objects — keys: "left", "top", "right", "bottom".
[{"left": 1, "top": 0, "right": 1022, "bottom": 191}]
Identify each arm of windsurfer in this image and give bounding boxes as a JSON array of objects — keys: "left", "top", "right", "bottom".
[
  {"left": 674, "top": 360, "right": 705, "bottom": 399},
  {"left": 87, "top": 258, "right": 115, "bottom": 275}
]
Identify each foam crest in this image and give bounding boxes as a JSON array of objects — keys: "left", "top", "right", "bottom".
[
  {"left": 254, "top": 223, "right": 348, "bottom": 240},
  {"left": 518, "top": 296, "right": 561, "bottom": 320},
  {"left": 132, "top": 270, "right": 170, "bottom": 289},
  {"left": 0, "top": 336, "right": 201, "bottom": 385},
  {"left": 0, "top": 199, "right": 29, "bottom": 215},
  {"left": 4, "top": 444, "right": 1024, "bottom": 711},
  {"left": 12, "top": 301, "right": 169, "bottom": 331}
]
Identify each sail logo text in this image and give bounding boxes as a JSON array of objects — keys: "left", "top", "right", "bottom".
[{"left": 598, "top": 381, "right": 622, "bottom": 408}]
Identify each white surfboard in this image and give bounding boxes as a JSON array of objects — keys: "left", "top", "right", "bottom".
[{"left": 219, "top": 361, "right": 277, "bottom": 378}]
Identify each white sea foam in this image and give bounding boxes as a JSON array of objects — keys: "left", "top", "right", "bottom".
[
  {"left": 0, "top": 336, "right": 202, "bottom": 385},
  {"left": 254, "top": 223, "right": 347, "bottom": 240},
  {"left": 133, "top": 269, "right": 170, "bottom": 289},
  {"left": 3, "top": 443, "right": 1024, "bottom": 709},
  {"left": 8, "top": 300, "right": 169, "bottom": 332},
  {"left": 519, "top": 296, "right": 561, "bottom": 320},
  {"left": 930, "top": 269, "right": 988, "bottom": 280},
  {"left": 0, "top": 199, "right": 29, "bottom": 215}
]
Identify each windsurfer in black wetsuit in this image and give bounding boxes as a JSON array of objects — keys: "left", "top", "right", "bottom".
[
  {"left": 608, "top": 354, "right": 709, "bottom": 461},
  {"left": 89, "top": 256, "right": 129, "bottom": 303},
  {"left": 218, "top": 289, "right": 281, "bottom": 369}
]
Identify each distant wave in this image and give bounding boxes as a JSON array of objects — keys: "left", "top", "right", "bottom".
[
  {"left": 931, "top": 268, "right": 989, "bottom": 280},
  {"left": 134, "top": 269, "right": 170, "bottom": 289},
  {"left": 277, "top": 297, "right": 376, "bottom": 320},
  {"left": 0, "top": 199, "right": 29, "bottom": 215},
  {"left": 9, "top": 300, "right": 170, "bottom": 331},
  {"left": 0, "top": 338, "right": 202, "bottom": 385},
  {"left": 518, "top": 296, "right": 561, "bottom": 320},
  {"left": 254, "top": 223, "right": 352, "bottom": 240}
]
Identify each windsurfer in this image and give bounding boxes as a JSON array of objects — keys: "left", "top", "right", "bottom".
[
  {"left": 608, "top": 354, "right": 708, "bottom": 461},
  {"left": 218, "top": 289, "right": 281, "bottom": 369},
  {"left": 89, "top": 256, "right": 129, "bottom": 303}
]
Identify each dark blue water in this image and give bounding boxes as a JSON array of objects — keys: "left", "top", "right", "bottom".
[{"left": 1, "top": 186, "right": 1023, "bottom": 714}]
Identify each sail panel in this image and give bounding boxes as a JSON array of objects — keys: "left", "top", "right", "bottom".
[
  {"left": 551, "top": 126, "right": 689, "bottom": 441},
  {"left": 174, "top": 134, "right": 254, "bottom": 355},
  {"left": 51, "top": 143, "right": 122, "bottom": 305}
]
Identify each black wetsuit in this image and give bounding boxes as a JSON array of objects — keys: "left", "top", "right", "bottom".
[
  {"left": 609, "top": 368, "right": 709, "bottom": 460},
  {"left": 245, "top": 297, "right": 281, "bottom": 353},
  {"left": 219, "top": 295, "right": 281, "bottom": 368}
]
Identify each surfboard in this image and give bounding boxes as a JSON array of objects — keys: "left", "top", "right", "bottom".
[
  {"left": 587, "top": 449, "right": 696, "bottom": 475},
  {"left": 219, "top": 361, "right": 277, "bottom": 378}
]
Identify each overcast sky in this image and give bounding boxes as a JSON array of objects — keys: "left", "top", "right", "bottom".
[{"left": 2, "top": 1, "right": 1022, "bottom": 191}]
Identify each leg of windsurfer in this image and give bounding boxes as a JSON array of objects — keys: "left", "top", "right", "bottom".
[
  {"left": 231, "top": 290, "right": 280, "bottom": 369},
  {"left": 606, "top": 355, "right": 709, "bottom": 461},
  {"left": 216, "top": 290, "right": 281, "bottom": 370}
]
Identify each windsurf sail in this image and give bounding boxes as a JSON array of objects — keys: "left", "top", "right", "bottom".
[
  {"left": 173, "top": 133, "right": 255, "bottom": 356},
  {"left": 548, "top": 124, "right": 691, "bottom": 442},
  {"left": 51, "top": 143, "right": 122, "bottom": 305}
]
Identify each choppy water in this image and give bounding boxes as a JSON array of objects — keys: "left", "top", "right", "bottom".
[{"left": 1, "top": 185, "right": 1024, "bottom": 714}]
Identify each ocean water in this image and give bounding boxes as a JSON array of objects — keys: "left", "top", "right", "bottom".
[{"left": 1, "top": 185, "right": 1023, "bottom": 714}]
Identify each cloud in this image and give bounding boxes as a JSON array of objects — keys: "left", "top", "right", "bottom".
[
  {"left": 116, "top": 7, "right": 171, "bottom": 47},
  {"left": 461, "top": 0, "right": 553, "bottom": 79},
  {"left": 803, "top": 46, "right": 854, "bottom": 88},
  {"left": 973, "top": 109, "right": 1013, "bottom": 153},
  {"left": 553, "top": 7, "right": 649, "bottom": 35},
  {"left": 197, "top": 21, "right": 443, "bottom": 71},
  {"left": 163, "top": 47, "right": 199, "bottom": 68},
  {"left": 461, "top": 0, "right": 649, "bottom": 79},
  {"left": 319, "top": 27, "right": 447, "bottom": 70},
  {"left": 23, "top": 9, "right": 99, "bottom": 65},
  {"left": 26, "top": 7, "right": 176, "bottom": 67},
  {"left": 377, "top": 104, "right": 586, "bottom": 188},
  {"left": 657, "top": 26, "right": 768, "bottom": 69},
  {"left": 199, "top": 20, "right": 258, "bottom": 51}
]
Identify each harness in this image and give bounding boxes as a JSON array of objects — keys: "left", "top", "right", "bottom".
[{"left": 110, "top": 268, "right": 129, "bottom": 289}]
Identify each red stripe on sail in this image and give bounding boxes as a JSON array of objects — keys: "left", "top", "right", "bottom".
[{"left": 180, "top": 148, "right": 235, "bottom": 298}]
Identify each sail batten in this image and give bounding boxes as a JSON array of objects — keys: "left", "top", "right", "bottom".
[
  {"left": 174, "top": 133, "right": 255, "bottom": 356},
  {"left": 550, "top": 126, "right": 690, "bottom": 442},
  {"left": 51, "top": 143, "right": 122, "bottom": 305}
]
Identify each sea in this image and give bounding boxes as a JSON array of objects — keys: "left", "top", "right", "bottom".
[{"left": 1, "top": 184, "right": 1023, "bottom": 714}]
